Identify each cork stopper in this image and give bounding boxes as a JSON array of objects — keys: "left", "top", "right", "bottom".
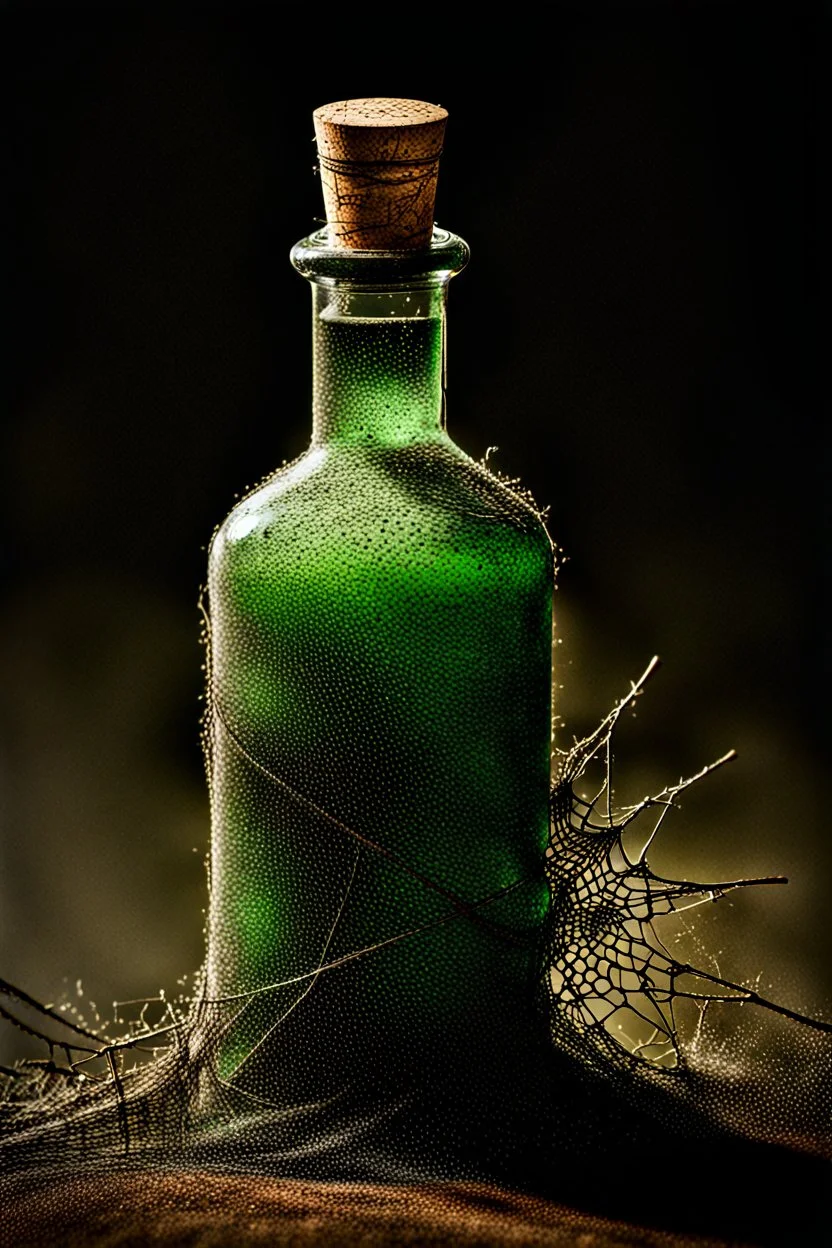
[{"left": 313, "top": 98, "right": 448, "bottom": 251}]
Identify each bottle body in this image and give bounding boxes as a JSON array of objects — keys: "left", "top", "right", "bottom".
[{"left": 203, "top": 232, "right": 554, "bottom": 1112}]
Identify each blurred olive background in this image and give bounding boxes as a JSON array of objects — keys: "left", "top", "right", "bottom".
[{"left": 1, "top": 3, "right": 826, "bottom": 1061}]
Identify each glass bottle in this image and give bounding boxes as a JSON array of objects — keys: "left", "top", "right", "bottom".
[{"left": 201, "top": 101, "right": 555, "bottom": 1163}]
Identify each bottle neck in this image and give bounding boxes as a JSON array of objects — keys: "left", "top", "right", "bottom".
[
  {"left": 290, "top": 227, "right": 470, "bottom": 448},
  {"left": 311, "top": 281, "right": 447, "bottom": 447}
]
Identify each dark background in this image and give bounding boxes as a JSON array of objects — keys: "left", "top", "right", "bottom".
[{"left": 1, "top": 4, "right": 826, "bottom": 1051}]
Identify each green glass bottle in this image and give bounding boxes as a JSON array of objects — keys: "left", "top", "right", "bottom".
[{"left": 202, "top": 101, "right": 554, "bottom": 1152}]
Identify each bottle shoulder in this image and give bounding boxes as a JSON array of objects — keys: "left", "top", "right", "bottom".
[
  {"left": 210, "top": 436, "right": 553, "bottom": 583},
  {"left": 217, "top": 438, "right": 549, "bottom": 538}
]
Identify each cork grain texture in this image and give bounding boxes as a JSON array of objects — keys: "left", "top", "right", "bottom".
[{"left": 314, "top": 98, "right": 447, "bottom": 249}]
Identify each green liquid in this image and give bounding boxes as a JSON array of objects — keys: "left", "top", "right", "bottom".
[{"left": 205, "top": 312, "right": 553, "bottom": 1101}]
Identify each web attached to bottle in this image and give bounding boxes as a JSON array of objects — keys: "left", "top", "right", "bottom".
[
  {"left": 1, "top": 659, "right": 831, "bottom": 1228},
  {"left": 543, "top": 658, "right": 832, "bottom": 1108}
]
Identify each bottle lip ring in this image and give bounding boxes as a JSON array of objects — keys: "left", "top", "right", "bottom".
[{"left": 290, "top": 226, "right": 470, "bottom": 286}]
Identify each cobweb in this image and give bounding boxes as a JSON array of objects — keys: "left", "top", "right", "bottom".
[
  {"left": 543, "top": 658, "right": 832, "bottom": 1175},
  {"left": 1, "top": 658, "right": 831, "bottom": 1188},
  {"left": 546, "top": 658, "right": 832, "bottom": 1070}
]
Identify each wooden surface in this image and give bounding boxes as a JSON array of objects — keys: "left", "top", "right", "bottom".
[{"left": 2, "top": 1171, "right": 748, "bottom": 1248}]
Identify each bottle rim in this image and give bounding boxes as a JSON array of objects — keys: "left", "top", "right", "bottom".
[{"left": 290, "top": 226, "right": 470, "bottom": 288}]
